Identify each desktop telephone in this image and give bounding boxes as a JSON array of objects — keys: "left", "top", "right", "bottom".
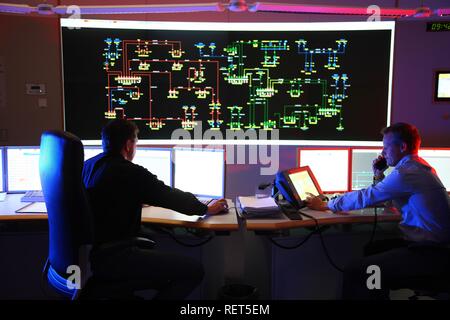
[
  {"left": 272, "top": 173, "right": 303, "bottom": 220},
  {"left": 256, "top": 181, "right": 302, "bottom": 219},
  {"left": 273, "top": 171, "right": 303, "bottom": 209},
  {"left": 272, "top": 166, "right": 327, "bottom": 220}
]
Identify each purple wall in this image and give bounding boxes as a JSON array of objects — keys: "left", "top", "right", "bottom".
[
  {"left": 392, "top": 20, "right": 450, "bottom": 147},
  {"left": 225, "top": 145, "right": 298, "bottom": 199}
]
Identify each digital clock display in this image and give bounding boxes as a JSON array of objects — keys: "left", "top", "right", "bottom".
[{"left": 427, "top": 22, "right": 450, "bottom": 32}]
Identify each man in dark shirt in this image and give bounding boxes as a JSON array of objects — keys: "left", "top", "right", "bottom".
[{"left": 82, "top": 119, "right": 228, "bottom": 299}]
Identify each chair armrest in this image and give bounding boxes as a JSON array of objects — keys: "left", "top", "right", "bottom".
[
  {"left": 94, "top": 237, "right": 156, "bottom": 254},
  {"left": 131, "top": 237, "right": 156, "bottom": 249}
]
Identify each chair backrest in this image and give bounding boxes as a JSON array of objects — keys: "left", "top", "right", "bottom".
[{"left": 39, "top": 131, "right": 94, "bottom": 276}]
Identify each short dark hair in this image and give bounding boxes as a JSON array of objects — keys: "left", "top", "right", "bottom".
[
  {"left": 101, "top": 119, "right": 139, "bottom": 153},
  {"left": 381, "top": 122, "right": 421, "bottom": 153}
]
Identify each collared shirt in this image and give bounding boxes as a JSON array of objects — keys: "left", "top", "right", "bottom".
[
  {"left": 82, "top": 152, "right": 208, "bottom": 245},
  {"left": 328, "top": 155, "right": 450, "bottom": 243}
]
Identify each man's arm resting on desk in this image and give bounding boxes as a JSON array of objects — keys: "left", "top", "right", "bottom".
[
  {"left": 305, "top": 194, "right": 353, "bottom": 215},
  {"left": 137, "top": 166, "right": 228, "bottom": 216},
  {"left": 206, "top": 199, "right": 229, "bottom": 215}
]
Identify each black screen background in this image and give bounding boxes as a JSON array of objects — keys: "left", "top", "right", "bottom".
[{"left": 62, "top": 26, "right": 391, "bottom": 142}]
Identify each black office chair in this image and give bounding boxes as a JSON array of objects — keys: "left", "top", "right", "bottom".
[
  {"left": 389, "top": 247, "right": 450, "bottom": 300},
  {"left": 39, "top": 130, "right": 155, "bottom": 300},
  {"left": 407, "top": 275, "right": 450, "bottom": 300}
]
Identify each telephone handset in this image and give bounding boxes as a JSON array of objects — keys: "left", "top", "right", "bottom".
[
  {"left": 374, "top": 156, "right": 388, "bottom": 171},
  {"left": 272, "top": 171, "right": 304, "bottom": 220}
]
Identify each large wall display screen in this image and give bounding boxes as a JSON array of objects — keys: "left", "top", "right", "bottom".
[{"left": 62, "top": 19, "right": 394, "bottom": 145}]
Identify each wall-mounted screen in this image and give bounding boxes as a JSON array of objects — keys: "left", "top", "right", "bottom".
[
  {"left": 298, "top": 148, "right": 349, "bottom": 192},
  {"left": 434, "top": 71, "right": 450, "bottom": 101},
  {"left": 62, "top": 19, "right": 394, "bottom": 145},
  {"left": 6, "top": 147, "right": 41, "bottom": 192}
]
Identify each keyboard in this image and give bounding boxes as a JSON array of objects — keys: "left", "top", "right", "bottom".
[
  {"left": 197, "top": 197, "right": 214, "bottom": 205},
  {"left": 280, "top": 204, "right": 302, "bottom": 220},
  {"left": 21, "top": 190, "right": 45, "bottom": 202}
]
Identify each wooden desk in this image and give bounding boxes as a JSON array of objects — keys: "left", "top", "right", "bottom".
[
  {"left": 237, "top": 203, "right": 402, "bottom": 299},
  {"left": 0, "top": 194, "right": 47, "bottom": 221},
  {"left": 242, "top": 206, "right": 401, "bottom": 231},
  {"left": 141, "top": 199, "right": 238, "bottom": 231},
  {"left": 0, "top": 194, "right": 239, "bottom": 231}
]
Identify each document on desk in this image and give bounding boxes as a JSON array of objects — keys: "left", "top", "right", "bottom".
[
  {"left": 16, "top": 202, "right": 47, "bottom": 213},
  {"left": 185, "top": 213, "right": 207, "bottom": 222},
  {"left": 238, "top": 196, "right": 281, "bottom": 218},
  {"left": 142, "top": 205, "right": 206, "bottom": 222},
  {"left": 156, "top": 210, "right": 206, "bottom": 222}
]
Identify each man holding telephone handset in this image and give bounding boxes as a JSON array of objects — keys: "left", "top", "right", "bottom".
[{"left": 306, "top": 123, "right": 450, "bottom": 299}]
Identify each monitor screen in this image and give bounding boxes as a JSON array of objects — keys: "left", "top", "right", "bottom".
[
  {"left": 0, "top": 148, "right": 3, "bottom": 192},
  {"left": 84, "top": 146, "right": 103, "bottom": 161},
  {"left": 419, "top": 149, "right": 450, "bottom": 191},
  {"left": 298, "top": 149, "right": 349, "bottom": 192},
  {"left": 7, "top": 147, "right": 41, "bottom": 192},
  {"left": 133, "top": 148, "right": 172, "bottom": 186},
  {"left": 174, "top": 148, "right": 225, "bottom": 198},
  {"left": 288, "top": 168, "right": 321, "bottom": 201},
  {"left": 351, "top": 148, "right": 393, "bottom": 190},
  {"left": 435, "top": 71, "right": 450, "bottom": 101},
  {"left": 61, "top": 19, "right": 394, "bottom": 145}
]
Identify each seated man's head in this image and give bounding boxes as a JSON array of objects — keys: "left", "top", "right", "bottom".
[
  {"left": 381, "top": 122, "right": 421, "bottom": 167},
  {"left": 101, "top": 119, "right": 139, "bottom": 161}
]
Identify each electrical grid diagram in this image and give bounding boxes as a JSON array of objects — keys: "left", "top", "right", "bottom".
[{"left": 102, "top": 36, "right": 350, "bottom": 135}]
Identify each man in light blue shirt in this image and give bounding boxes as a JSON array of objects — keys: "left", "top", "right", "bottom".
[{"left": 307, "top": 123, "right": 450, "bottom": 299}]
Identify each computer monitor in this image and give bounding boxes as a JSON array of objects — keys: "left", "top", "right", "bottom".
[
  {"left": 419, "top": 149, "right": 450, "bottom": 191},
  {"left": 0, "top": 148, "right": 4, "bottom": 192},
  {"left": 173, "top": 148, "right": 225, "bottom": 198},
  {"left": 84, "top": 146, "right": 103, "bottom": 161},
  {"left": 351, "top": 148, "right": 393, "bottom": 190},
  {"left": 298, "top": 148, "right": 349, "bottom": 193},
  {"left": 6, "top": 147, "right": 41, "bottom": 192},
  {"left": 133, "top": 148, "right": 172, "bottom": 187}
]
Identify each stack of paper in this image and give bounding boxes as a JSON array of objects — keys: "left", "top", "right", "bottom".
[
  {"left": 16, "top": 202, "right": 47, "bottom": 213},
  {"left": 238, "top": 196, "right": 281, "bottom": 218}
]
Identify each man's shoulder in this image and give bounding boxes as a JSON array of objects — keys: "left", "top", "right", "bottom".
[
  {"left": 397, "top": 156, "right": 432, "bottom": 175},
  {"left": 116, "top": 159, "right": 153, "bottom": 178},
  {"left": 83, "top": 154, "right": 100, "bottom": 172},
  {"left": 85, "top": 153, "right": 139, "bottom": 171},
  {"left": 84, "top": 151, "right": 107, "bottom": 163},
  {"left": 392, "top": 157, "right": 441, "bottom": 190}
]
